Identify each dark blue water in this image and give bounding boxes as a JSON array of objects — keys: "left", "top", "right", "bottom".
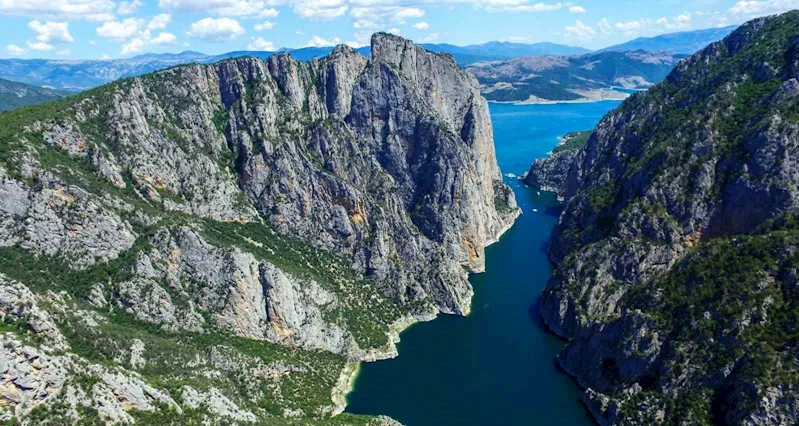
[{"left": 346, "top": 101, "right": 622, "bottom": 426}]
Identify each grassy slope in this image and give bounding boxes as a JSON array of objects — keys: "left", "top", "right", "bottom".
[
  {"left": 552, "top": 130, "right": 591, "bottom": 154},
  {"left": 0, "top": 65, "right": 404, "bottom": 424},
  {"left": 0, "top": 78, "right": 71, "bottom": 113},
  {"left": 555, "top": 11, "right": 799, "bottom": 423}
]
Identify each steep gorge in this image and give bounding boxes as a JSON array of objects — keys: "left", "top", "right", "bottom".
[
  {"left": 0, "top": 33, "right": 517, "bottom": 424},
  {"left": 529, "top": 11, "right": 799, "bottom": 425}
]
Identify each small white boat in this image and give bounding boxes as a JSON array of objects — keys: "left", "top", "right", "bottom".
[{"left": 532, "top": 208, "right": 538, "bottom": 212}]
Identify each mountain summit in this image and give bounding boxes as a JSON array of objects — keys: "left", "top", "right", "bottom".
[{"left": 0, "top": 33, "right": 517, "bottom": 423}]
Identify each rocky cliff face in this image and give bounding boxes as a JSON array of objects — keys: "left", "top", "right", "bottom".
[
  {"left": 0, "top": 32, "right": 517, "bottom": 424},
  {"left": 530, "top": 12, "right": 799, "bottom": 425},
  {"left": 523, "top": 148, "right": 583, "bottom": 199}
]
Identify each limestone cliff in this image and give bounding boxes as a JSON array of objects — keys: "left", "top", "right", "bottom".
[
  {"left": 0, "top": 33, "right": 517, "bottom": 424},
  {"left": 530, "top": 11, "right": 799, "bottom": 425}
]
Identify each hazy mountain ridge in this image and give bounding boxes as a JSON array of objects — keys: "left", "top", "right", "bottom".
[
  {"left": 467, "top": 50, "right": 682, "bottom": 102},
  {"left": 600, "top": 25, "right": 737, "bottom": 54},
  {"left": 0, "top": 78, "right": 70, "bottom": 112},
  {"left": 0, "top": 27, "right": 735, "bottom": 94},
  {"left": 0, "top": 41, "right": 590, "bottom": 92}
]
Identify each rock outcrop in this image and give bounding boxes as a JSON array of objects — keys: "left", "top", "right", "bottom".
[
  {"left": 530, "top": 11, "right": 799, "bottom": 425},
  {"left": 524, "top": 148, "right": 583, "bottom": 199},
  {"left": 0, "top": 32, "right": 516, "bottom": 424}
]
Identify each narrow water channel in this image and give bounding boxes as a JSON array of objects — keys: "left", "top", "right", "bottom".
[{"left": 346, "top": 101, "right": 622, "bottom": 426}]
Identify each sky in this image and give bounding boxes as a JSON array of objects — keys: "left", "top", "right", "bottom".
[{"left": 1, "top": 0, "right": 797, "bottom": 60}]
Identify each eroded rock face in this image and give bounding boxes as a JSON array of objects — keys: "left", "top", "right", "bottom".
[
  {"left": 524, "top": 148, "right": 584, "bottom": 200},
  {"left": 530, "top": 12, "right": 799, "bottom": 424},
  {"left": 32, "top": 32, "right": 517, "bottom": 315},
  {"left": 0, "top": 168, "right": 137, "bottom": 269},
  {"left": 0, "top": 33, "right": 516, "bottom": 424},
  {"left": 117, "top": 226, "right": 352, "bottom": 355}
]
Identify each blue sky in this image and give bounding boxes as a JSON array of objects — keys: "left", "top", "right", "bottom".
[{"left": 1, "top": 0, "right": 797, "bottom": 59}]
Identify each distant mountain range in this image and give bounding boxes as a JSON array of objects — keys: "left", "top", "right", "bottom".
[
  {"left": 0, "top": 26, "right": 736, "bottom": 95},
  {"left": 0, "top": 78, "right": 69, "bottom": 112},
  {"left": 599, "top": 25, "right": 737, "bottom": 54},
  {"left": 467, "top": 50, "right": 683, "bottom": 103},
  {"left": 0, "top": 41, "right": 589, "bottom": 92},
  {"left": 421, "top": 41, "right": 591, "bottom": 64}
]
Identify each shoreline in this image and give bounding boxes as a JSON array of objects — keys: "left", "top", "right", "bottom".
[
  {"left": 333, "top": 204, "right": 523, "bottom": 419},
  {"left": 487, "top": 90, "right": 630, "bottom": 106},
  {"left": 331, "top": 362, "right": 360, "bottom": 415},
  {"left": 485, "top": 206, "right": 522, "bottom": 247}
]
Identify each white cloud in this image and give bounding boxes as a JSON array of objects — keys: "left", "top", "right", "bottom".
[
  {"left": 27, "top": 41, "right": 53, "bottom": 51},
  {"left": 656, "top": 13, "right": 691, "bottom": 30},
  {"left": 350, "top": 6, "right": 423, "bottom": 29},
  {"left": 501, "top": 35, "right": 535, "bottom": 43},
  {"left": 420, "top": 32, "right": 440, "bottom": 42},
  {"left": 186, "top": 17, "right": 246, "bottom": 41},
  {"left": 345, "top": 30, "right": 371, "bottom": 47},
  {"left": 117, "top": 0, "right": 144, "bottom": 15},
  {"left": 729, "top": 0, "right": 799, "bottom": 17},
  {"left": 56, "top": 48, "right": 70, "bottom": 55},
  {"left": 254, "top": 20, "right": 274, "bottom": 30},
  {"left": 305, "top": 35, "right": 341, "bottom": 47},
  {"left": 564, "top": 19, "right": 595, "bottom": 40},
  {"left": 293, "top": 0, "right": 349, "bottom": 20},
  {"left": 158, "top": 0, "right": 282, "bottom": 18},
  {"left": 0, "top": 0, "right": 116, "bottom": 21},
  {"left": 6, "top": 44, "right": 26, "bottom": 56},
  {"left": 413, "top": 21, "right": 429, "bottom": 29},
  {"left": 247, "top": 36, "right": 276, "bottom": 50},
  {"left": 259, "top": 8, "right": 279, "bottom": 17},
  {"left": 101, "top": 53, "right": 111, "bottom": 59},
  {"left": 597, "top": 17, "right": 611, "bottom": 36},
  {"left": 615, "top": 20, "right": 640, "bottom": 35},
  {"left": 491, "top": 2, "right": 566, "bottom": 13},
  {"left": 151, "top": 32, "right": 177, "bottom": 45},
  {"left": 709, "top": 14, "right": 730, "bottom": 28},
  {"left": 343, "top": 0, "right": 582, "bottom": 15},
  {"left": 147, "top": 14, "right": 173, "bottom": 30},
  {"left": 121, "top": 37, "right": 145, "bottom": 54},
  {"left": 387, "top": 27, "right": 400, "bottom": 34},
  {"left": 29, "top": 21, "right": 74, "bottom": 44},
  {"left": 96, "top": 18, "right": 144, "bottom": 40},
  {"left": 97, "top": 14, "right": 178, "bottom": 54}
]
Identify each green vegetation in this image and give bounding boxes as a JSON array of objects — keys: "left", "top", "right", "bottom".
[
  {"left": 0, "top": 55, "right": 405, "bottom": 424},
  {"left": 0, "top": 78, "right": 71, "bottom": 113},
  {"left": 609, "top": 213, "right": 799, "bottom": 422},
  {"left": 202, "top": 220, "right": 404, "bottom": 349},
  {"left": 545, "top": 12, "right": 799, "bottom": 425},
  {"left": 552, "top": 130, "right": 591, "bottom": 154},
  {"left": 493, "top": 180, "right": 517, "bottom": 214}
]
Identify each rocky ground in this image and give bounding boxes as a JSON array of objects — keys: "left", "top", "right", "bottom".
[
  {"left": 529, "top": 11, "right": 799, "bottom": 425},
  {"left": 0, "top": 32, "right": 518, "bottom": 424}
]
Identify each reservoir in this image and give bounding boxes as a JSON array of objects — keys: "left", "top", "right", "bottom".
[{"left": 346, "top": 101, "right": 622, "bottom": 426}]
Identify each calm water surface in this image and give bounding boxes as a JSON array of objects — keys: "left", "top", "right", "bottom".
[{"left": 346, "top": 101, "right": 622, "bottom": 426}]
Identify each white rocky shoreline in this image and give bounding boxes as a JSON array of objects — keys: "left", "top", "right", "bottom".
[{"left": 488, "top": 88, "right": 631, "bottom": 105}]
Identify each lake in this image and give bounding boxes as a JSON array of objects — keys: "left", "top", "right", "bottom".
[{"left": 345, "top": 100, "right": 622, "bottom": 426}]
